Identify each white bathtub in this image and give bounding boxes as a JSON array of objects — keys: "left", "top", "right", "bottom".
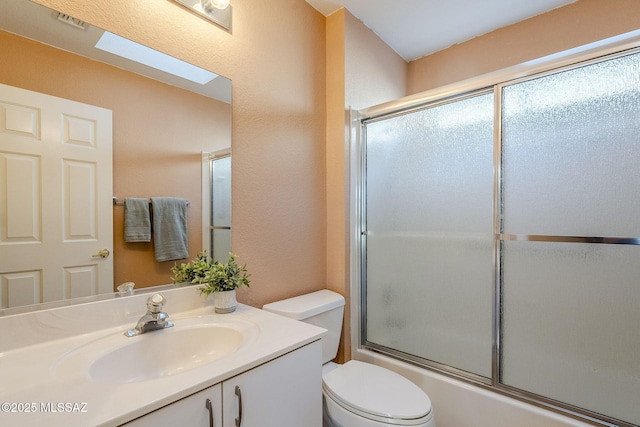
[{"left": 356, "top": 349, "right": 594, "bottom": 427}]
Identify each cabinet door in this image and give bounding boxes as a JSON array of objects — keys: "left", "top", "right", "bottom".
[
  {"left": 122, "top": 383, "right": 222, "bottom": 427},
  {"left": 222, "top": 341, "right": 322, "bottom": 427}
]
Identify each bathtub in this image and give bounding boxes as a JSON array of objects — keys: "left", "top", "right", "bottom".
[{"left": 356, "top": 349, "right": 594, "bottom": 427}]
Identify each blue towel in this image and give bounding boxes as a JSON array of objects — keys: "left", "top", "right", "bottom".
[
  {"left": 151, "top": 197, "right": 189, "bottom": 262},
  {"left": 124, "top": 198, "right": 151, "bottom": 242}
]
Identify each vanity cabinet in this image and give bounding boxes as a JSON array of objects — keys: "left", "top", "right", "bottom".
[
  {"left": 121, "top": 340, "right": 322, "bottom": 427},
  {"left": 122, "top": 384, "right": 222, "bottom": 427},
  {"left": 222, "top": 340, "right": 322, "bottom": 427}
]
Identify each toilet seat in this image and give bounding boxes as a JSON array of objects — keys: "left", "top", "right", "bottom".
[{"left": 322, "top": 360, "right": 432, "bottom": 426}]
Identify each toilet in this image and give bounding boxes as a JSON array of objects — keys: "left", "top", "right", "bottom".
[{"left": 263, "top": 290, "right": 436, "bottom": 427}]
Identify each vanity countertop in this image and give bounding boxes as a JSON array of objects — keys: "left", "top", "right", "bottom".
[{"left": 0, "top": 287, "right": 326, "bottom": 426}]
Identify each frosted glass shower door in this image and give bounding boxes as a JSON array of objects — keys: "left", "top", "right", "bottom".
[
  {"left": 210, "top": 155, "right": 231, "bottom": 263},
  {"left": 500, "top": 52, "right": 640, "bottom": 425},
  {"left": 364, "top": 93, "right": 494, "bottom": 378}
]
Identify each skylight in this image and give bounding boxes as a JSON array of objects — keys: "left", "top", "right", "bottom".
[{"left": 94, "top": 32, "right": 218, "bottom": 85}]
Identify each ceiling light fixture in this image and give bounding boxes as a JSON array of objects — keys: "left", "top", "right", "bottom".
[
  {"left": 170, "top": 0, "right": 232, "bottom": 31},
  {"left": 202, "top": 0, "right": 230, "bottom": 11}
]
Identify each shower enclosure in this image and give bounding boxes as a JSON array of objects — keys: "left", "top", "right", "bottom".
[
  {"left": 208, "top": 153, "right": 231, "bottom": 262},
  {"left": 357, "top": 40, "right": 640, "bottom": 427}
]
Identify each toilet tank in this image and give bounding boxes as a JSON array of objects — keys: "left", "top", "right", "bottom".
[{"left": 263, "top": 290, "right": 345, "bottom": 364}]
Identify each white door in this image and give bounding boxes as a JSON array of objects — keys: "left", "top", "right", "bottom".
[{"left": 0, "top": 83, "right": 113, "bottom": 308}]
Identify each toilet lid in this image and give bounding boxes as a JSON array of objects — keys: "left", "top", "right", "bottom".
[{"left": 322, "top": 361, "right": 431, "bottom": 422}]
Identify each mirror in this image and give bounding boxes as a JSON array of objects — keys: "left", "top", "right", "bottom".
[{"left": 0, "top": 0, "right": 232, "bottom": 312}]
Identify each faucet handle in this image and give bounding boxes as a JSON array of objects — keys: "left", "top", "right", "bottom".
[{"left": 147, "top": 293, "right": 167, "bottom": 313}]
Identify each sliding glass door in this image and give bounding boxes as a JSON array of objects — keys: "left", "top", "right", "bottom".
[
  {"left": 364, "top": 92, "right": 495, "bottom": 379},
  {"left": 360, "top": 48, "right": 640, "bottom": 426},
  {"left": 499, "top": 52, "right": 640, "bottom": 425},
  {"left": 209, "top": 155, "right": 231, "bottom": 263}
]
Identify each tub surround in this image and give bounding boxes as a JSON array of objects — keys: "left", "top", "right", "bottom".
[{"left": 0, "top": 286, "right": 326, "bottom": 426}]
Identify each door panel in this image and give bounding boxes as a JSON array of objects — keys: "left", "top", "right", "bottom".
[
  {"left": 4, "top": 152, "right": 40, "bottom": 241},
  {"left": 0, "top": 83, "right": 112, "bottom": 308}
]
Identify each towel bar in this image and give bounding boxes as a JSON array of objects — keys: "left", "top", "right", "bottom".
[{"left": 112, "top": 197, "right": 190, "bottom": 206}]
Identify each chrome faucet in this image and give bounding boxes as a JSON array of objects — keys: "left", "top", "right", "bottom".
[{"left": 124, "top": 293, "right": 174, "bottom": 337}]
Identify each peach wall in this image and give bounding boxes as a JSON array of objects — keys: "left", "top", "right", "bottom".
[
  {"left": 33, "top": 0, "right": 327, "bottom": 308},
  {"left": 326, "top": 9, "right": 347, "bottom": 361},
  {"left": 326, "top": 9, "right": 346, "bottom": 298},
  {"left": 326, "top": 9, "right": 408, "bottom": 361},
  {"left": 0, "top": 29, "right": 231, "bottom": 289},
  {"left": 408, "top": 0, "right": 640, "bottom": 94},
  {"left": 344, "top": 10, "right": 407, "bottom": 109}
]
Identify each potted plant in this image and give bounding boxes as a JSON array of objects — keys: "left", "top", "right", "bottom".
[{"left": 171, "top": 252, "right": 250, "bottom": 313}]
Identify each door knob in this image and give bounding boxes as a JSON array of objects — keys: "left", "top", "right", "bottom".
[{"left": 92, "top": 249, "right": 110, "bottom": 258}]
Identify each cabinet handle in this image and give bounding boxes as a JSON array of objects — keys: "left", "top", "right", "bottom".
[
  {"left": 205, "top": 398, "right": 214, "bottom": 427},
  {"left": 234, "top": 386, "right": 243, "bottom": 427}
]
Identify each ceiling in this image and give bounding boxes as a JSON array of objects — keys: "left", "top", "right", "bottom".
[{"left": 305, "top": 0, "right": 577, "bottom": 61}]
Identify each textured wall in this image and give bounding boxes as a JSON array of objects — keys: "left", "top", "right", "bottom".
[
  {"left": 326, "top": 9, "right": 408, "bottom": 361},
  {"left": 344, "top": 10, "right": 407, "bottom": 110}
]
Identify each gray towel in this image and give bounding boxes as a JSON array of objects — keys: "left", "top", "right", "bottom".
[
  {"left": 124, "top": 198, "right": 151, "bottom": 242},
  {"left": 151, "top": 197, "right": 188, "bottom": 262}
]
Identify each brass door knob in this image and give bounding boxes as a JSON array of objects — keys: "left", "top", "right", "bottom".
[{"left": 92, "top": 248, "right": 110, "bottom": 258}]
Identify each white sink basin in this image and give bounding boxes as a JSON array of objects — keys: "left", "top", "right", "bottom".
[{"left": 53, "top": 316, "right": 259, "bottom": 383}]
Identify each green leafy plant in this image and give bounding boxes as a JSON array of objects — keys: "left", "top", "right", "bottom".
[{"left": 171, "top": 252, "right": 251, "bottom": 296}]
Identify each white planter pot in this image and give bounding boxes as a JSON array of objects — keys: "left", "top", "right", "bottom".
[{"left": 213, "top": 289, "right": 237, "bottom": 313}]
